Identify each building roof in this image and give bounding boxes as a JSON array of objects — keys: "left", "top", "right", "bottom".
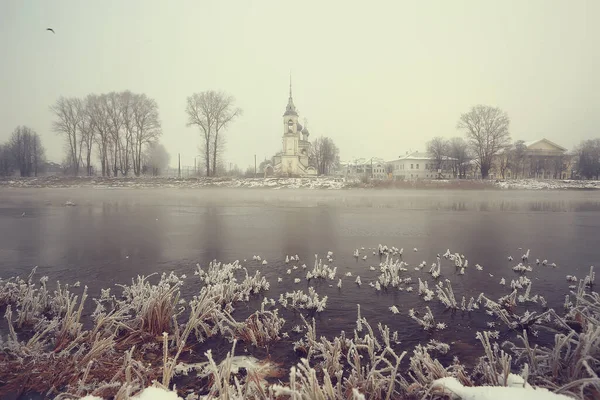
[{"left": 523, "top": 138, "right": 567, "bottom": 152}]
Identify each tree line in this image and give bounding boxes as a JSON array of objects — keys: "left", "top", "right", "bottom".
[
  {"left": 0, "top": 126, "right": 46, "bottom": 177},
  {"left": 51, "top": 91, "right": 163, "bottom": 177}
]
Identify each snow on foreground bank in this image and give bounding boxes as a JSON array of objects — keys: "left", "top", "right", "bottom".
[
  {"left": 495, "top": 179, "right": 600, "bottom": 190},
  {"left": 79, "top": 377, "right": 573, "bottom": 400}
]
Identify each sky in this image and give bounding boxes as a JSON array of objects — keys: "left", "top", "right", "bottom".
[{"left": 0, "top": 0, "right": 598, "bottom": 169}]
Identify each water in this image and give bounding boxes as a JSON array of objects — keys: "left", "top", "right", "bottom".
[{"left": 1, "top": 187, "right": 599, "bottom": 366}]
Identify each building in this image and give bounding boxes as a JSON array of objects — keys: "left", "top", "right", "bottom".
[
  {"left": 272, "top": 81, "right": 317, "bottom": 177},
  {"left": 387, "top": 152, "right": 454, "bottom": 180},
  {"left": 335, "top": 158, "right": 388, "bottom": 180},
  {"left": 493, "top": 138, "right": 570, "bottom": 179}
]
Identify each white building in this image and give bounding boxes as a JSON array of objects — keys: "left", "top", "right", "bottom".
[
  {"left": 387, "top": 152, "right": 454, "bottom": 180},
  {"left": 335, "top": 158, "right": 388, "bottom": 180},
  {"left": 272, "top": 81, "right": 317, "bottom": 177}
]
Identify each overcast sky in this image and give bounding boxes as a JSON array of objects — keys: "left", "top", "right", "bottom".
[{"left": 0, "top": 0, "right": 597, "bottom": 168}]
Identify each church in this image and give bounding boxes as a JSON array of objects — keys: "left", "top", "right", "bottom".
[{"left": 271, "top": 81, "right": 317, "bottom": 177}]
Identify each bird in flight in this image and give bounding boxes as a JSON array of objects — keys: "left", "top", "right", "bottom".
[{"left": 46, "top": 28, "right": 55, "bottom": 34}]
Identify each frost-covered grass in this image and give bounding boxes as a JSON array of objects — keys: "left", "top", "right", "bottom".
[{"left": 0, "top": 251, "right": 598, "bottom": 399}]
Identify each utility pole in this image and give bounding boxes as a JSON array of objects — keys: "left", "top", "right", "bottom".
[
  {"left": 178, "top": 153, "right": 181, "bottom": 178},
  {"left": 254, "top": 154, "right": 257, "bottom": 177}
]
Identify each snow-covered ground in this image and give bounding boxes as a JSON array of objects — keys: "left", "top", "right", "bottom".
[
  {"left": 2, "top": 176, "right": 600, "bottom": 190},
  {"left": 0, "top": 176, "right": 348, "bottom": 190},
  {"left": 495, "top": 179, "right": 600, "bottom": 190}
]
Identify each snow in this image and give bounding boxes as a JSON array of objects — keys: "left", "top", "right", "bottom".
[
  {"left": 131, "top": 387, "right": 183, "bottom": 400},
  {"left": 495, "top": 179, "right": 600, "bottom": 190},
  {"left": 79, "top": 386, "right": 183, "bottom": 400},
  {"left": 430, "top": 377, "right": 573, "bottom": 400},
  {"left": 4, "top": 176, "right": 600, "bottom": 190}
]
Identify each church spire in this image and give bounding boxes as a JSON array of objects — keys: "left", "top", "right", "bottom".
[{"left": 283, "top": 72, "right": 298, "bottom": 116}]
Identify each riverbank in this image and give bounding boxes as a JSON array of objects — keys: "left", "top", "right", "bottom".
[{"left": 1, "top": 176, "right": 599, "bottom": 190}]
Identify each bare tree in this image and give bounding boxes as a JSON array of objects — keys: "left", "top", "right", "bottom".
[
  {"left": 88, "top": 94, "right": 111, "bottom": 176},
  {"left": 50, "top": 97, "right": 84, "bottom": 175},
  {"left": 79, "top": 96, "right": 96, "bottom": 176},
  {"left": 185, "top": 91, "right": 241, "bottom": 177},
  {"left": 131, "top": 94, "right": 161, "bottom": 176},
  {"left": 497, "top": 146, "right": 511, "bottom": 179},
  {"left": 105, "top": 92, "right": 125, "bottom": 177},
  {"left": 8, "top": 126, "right": 45, "bottom": 177},
  {"left": 447, "top": 137, "right": 470, "bottom": 178},
  {"left": 119, "top": 91, "right": 135, "bottom": 176},
  {"left": 310, "top": 136, "right": 339, "bottom": 175},
  {"left": 186, "top": 92, "right": 215, "bottom": 176},
  {"left": 426, "top": 137, "right": 449, "bottom": 172},
  {"left": 457, "top": 105, "right": 511, "bottom": 179},
  {"left": 212, "top": 93, "right": 241, "bottom": 176}
]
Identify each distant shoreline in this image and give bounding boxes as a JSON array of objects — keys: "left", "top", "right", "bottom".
[{"left": 0, "top": 176, "right": 599, "bottom": 190}]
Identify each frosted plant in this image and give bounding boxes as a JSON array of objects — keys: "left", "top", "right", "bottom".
[
  {"left": 353, "top": 249, "right": 360, "bottom": 258},
  {"left": 500, "top": 278, "right": 506, "bottom": 285},
  {"left": 566, "top": 275, "right": 577, "bottom": 282},
  {"left": 277, "top": 277, "right": 282, "bottom": 282},
  {"left": 235, "top": 309, "right": 285, "bottom": 347},
  {"left": 583, "top": 265, "right": 595, "bottom": 288},
  {"left": 294, "top": 278, "right": 301, "bottom": 284},
  {"left": 522, "top": 249, "right": 530, "bottom": 262},
  {"left": 287, "top": 269, "right": 292, "bottom": 274},
  {"left": 408, "top": 307, "right": 437, "bottom": 331},
  {"left": 345, "top": 272, "right": 352, "bottom": 277},
  {"left": 429, "top": 257, "right": 441, "bottom": 279},
  {"left": 278, "top": 287, "right": 328, "bottom": 312},
  {"left": 418, "top": 278, "right": 435, "bottom": 301},
  {"left": 406, "top": 286, "right": 413, "bottom": 292},
  {"left": 513, "top": 263, "right": 532, "bottom": 273},
  {"left": 476, "top": 264, "right": 484, "bottom": 271},
  {"left": 262, "top": 259, "right": 268, "bottom": 265},
  {"left": 285, "top": 255, "right": 290, "bottom": 264},
  {"left": 389, "top": 305, "right": 400, "bottom": 314},
  {"left": 436, "top": 280, "right": 458, "bottom": 309},
  {"left": 337, "top": 279, "right": 342, "bottom": 289},
  {"left": 425, "top": 339, "right": 450, "bottom": 354},
  {"left": 355, "top": 276, "right": 362, "bottom": 286}
]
